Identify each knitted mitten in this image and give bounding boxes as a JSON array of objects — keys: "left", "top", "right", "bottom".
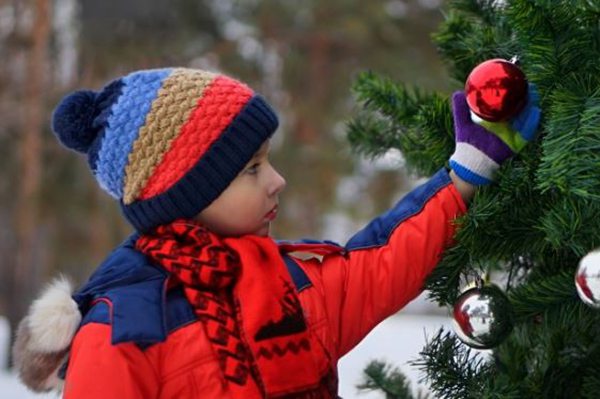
[{"left": 449, "top": 84, "right": 541, "bottom": 185}]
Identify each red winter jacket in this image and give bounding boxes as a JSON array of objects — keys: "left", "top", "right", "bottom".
[{"left": 62, "top": 168, "right": 466, "bottom": 398}]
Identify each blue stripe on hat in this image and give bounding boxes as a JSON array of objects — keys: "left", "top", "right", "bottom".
[
  {"left": 95, "top": 69, "right": 173, "bottom": 199},
  {"left": 88, "top": 79, "right": 126, "bottom": 173}
]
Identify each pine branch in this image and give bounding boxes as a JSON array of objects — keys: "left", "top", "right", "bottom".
[
  {"left": 536, "top": 79, "right": 600, "bottom": 201},
  {"left": 357, "top": 360, "right": 420, "bottom": 399},
  {"left": 581, "top": 363, "right": 600, "bottom": 398},
  {"left": 349, "top": 71, "right": 453, "bottom": 176},
  {"left": 536, "top": 195, "right": 600, "bottom": 257},
  {"left": 424, "top": 243, "right": 470, "bottom": 306},
  {"left": 411, "top": 329, "right": 491, "bottom": 399},
  {"left": 501, "top": 302, "right": 600, "bottom": 396},
  {"left": 351, "top": 71, "right": 425, "bottom": 121},
  {"left": 508, "top": 270, "right": 578, "bottom": 323},
  {"left": 507, "top": 1, "right": 600, "bottom": 91},
  {"left": 347, "top": 114, "right": 398, "bottom": 158},
  {"left": 448, "top": 0, "right": 501, "bottom": 25},
  {"left": 433, "top": 3, "right": 515, "bottom": 84},
  {"left": 427, "top": 154, "right": 600, "bottom": 306}
]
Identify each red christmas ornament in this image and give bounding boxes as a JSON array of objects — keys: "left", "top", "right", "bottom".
[{"left": 464, "top": 58, "right": 528, "bottom": 122}]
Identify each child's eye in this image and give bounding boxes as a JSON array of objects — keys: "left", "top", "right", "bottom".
[{"left": 246, "top": 163, "right": 260, "bottom": 175}]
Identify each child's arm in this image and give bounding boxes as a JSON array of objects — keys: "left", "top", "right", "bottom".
[
  {"left": 63, "top": 323, "right": 159, "bottom": 399},
  {"left": 449, "top": 169, "right": 476, "bottom": 204},
  {"left": 302, "top": 88, "right": 541, "bottom": 359},
  {"left": 308, "top": 168, "right": 466, "bottom": 358}
]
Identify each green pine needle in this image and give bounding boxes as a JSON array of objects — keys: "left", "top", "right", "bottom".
[
  {"left": 357, "top": 360, "right": 420, "bottom": 399},
  {"left": 411, "top": 329, "right": 491, "bottom": 399},
  {"left": 349, "top": 71, "right": 453, "bottom": 176},
  {"left": 508, "top": 270, "right": 578, "bottom": 323}
]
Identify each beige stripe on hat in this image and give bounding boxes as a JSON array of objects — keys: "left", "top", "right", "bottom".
[{"left": 123, "top": 69, "right": 217, "bottom": 204}]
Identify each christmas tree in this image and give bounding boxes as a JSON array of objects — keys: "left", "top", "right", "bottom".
[{"left": 348, "top": 1, "right": 600, "bottom": 397}]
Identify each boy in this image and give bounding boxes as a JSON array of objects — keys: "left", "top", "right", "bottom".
[{"left": 13, "top": 68, "right": 539, "bottom": 398}]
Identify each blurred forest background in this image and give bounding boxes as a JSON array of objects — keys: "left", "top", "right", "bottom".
[{"left": 0, "top": 0, "right": 450, "bottom": 368}]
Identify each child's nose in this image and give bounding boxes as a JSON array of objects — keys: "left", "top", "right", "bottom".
[{"left": 268, "top": 167, "right": 286, "bottom": 197}]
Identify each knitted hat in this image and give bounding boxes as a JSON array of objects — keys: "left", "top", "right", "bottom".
[{"left": 52, "top": 68, "right": 279, "bottom": 232}]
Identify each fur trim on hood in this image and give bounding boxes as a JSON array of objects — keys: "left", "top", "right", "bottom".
[{"left": 13, "top": 276, "right": 81, "bottom": 392}]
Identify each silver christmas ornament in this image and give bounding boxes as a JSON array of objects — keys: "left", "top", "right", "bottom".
[
  {"left": 575, "top": 249, "right": 600, "bottom": 308},
  {"left": 452, "top": 284, "right": 514, "bottom": 349}
]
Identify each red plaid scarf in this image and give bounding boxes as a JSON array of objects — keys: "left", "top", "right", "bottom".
[{"left": 136, "top": 220, "right": 334, "bottom": 398}]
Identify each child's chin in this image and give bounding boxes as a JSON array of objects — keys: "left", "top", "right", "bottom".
[{"left": 254, "top": 224, "right": 270, "bottom": 237}]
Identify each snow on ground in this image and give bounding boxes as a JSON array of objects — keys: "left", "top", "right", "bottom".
[
  {"left": 0, "top": 315, "right": 56, "bottom": 399},
  {"left": 338, "top": 314, "right": 451, "bottom": 398},
  {"left": 0, "top": 313, "right": 451, "bottom": 399},
  {"left": 0, "top": 372, "right": 58, "bottom": 399}
]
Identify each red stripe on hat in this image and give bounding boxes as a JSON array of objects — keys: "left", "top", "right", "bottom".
[{"left": 139, "top": 76, "right": 253, "bottom": 200}]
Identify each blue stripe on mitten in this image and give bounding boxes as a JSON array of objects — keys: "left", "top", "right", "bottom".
[{"left": 510, "top": 84, "right": 541, "bottom": 142}]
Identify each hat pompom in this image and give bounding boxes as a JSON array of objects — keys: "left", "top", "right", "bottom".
[{"left": 52, "top": 90, "right": 99, "bottom": 154}]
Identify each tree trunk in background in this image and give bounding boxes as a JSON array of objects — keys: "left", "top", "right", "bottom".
[{"left": 9, "top": 0, "right": 51, "bottom": 369}]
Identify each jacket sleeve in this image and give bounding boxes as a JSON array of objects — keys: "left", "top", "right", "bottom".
[
  {"left": 314, "top": 168, "right": 467, "bottom": 358},
  {"left": 63, "top": 322, "right": 160, "bottom": 399}
]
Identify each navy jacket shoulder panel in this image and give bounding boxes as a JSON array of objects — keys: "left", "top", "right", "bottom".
[
  {"left": 345, "top": 168, "right": 452, "bottom": 251},
  {"left": 80, "top": 286, "right": 197, "bottom": 347},
  {"left": 73, "top": 234, "right": 172, "bottom": 345},
  {"left": 278, "top": 238, "right": 343, "bottom": 247},
  {"left": 163, "top": 287, "right": 197, "bottom": 334},
  {"left": 105, "top": 278, "right": 167, "bottom": 345},
  {"left": 81, "top": 300, "right": 111, "bottom": 326},
  {"left": 282, "top": 255, "right": 312, "bottom": 293}
]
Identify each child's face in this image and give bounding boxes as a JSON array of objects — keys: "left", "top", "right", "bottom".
[{"left": 194, "top": 140, "right": 286, "bottom": 237}]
